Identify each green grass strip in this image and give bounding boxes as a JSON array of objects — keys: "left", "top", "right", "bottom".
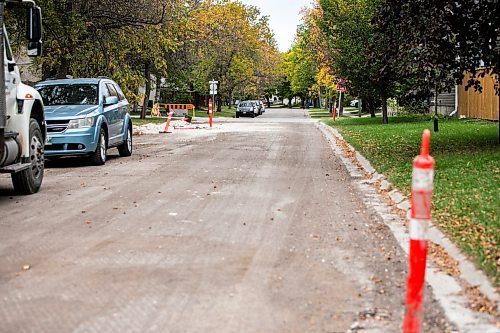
[{"left": 328, "top": 115, "right": 499, "bottom": 285}]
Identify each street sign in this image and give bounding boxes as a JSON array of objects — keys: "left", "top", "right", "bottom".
[
  {"left": 336, "top": 78, "right": 347, "bottom": 92},
  {"left": 209, "top": 80, "right": 218, "bottom": 95}
]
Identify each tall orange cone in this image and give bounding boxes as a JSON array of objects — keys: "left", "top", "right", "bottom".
[
  {"left": 209, "top": 98, "right": 213, "bottom": 128},
  {"left": 404, "top": 129, "right": 435, "bottom": 333}
]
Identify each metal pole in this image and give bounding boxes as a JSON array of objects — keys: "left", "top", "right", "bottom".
[{"left": 0, "top": 3, "right": 6, "bottom": 157}]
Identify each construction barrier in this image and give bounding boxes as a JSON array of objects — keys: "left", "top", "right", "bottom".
[
  {"left": 164, "top": 104, "right": 195, "bottom": 118},
  {"left": 404, "top": 129, "right": 435, "bottom": 333},
  {"left": 159, "top": 110, "right": 175, "bottom": 134}
]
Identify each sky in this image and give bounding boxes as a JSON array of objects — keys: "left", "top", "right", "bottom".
[{"left": 239, "top": 0, "right": 312, "bottom": 52}]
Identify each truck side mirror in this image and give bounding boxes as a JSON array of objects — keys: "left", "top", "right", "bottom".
[
  {"left": 27, "top": 41, "right": 42, "bottom": 57},
  {"left": 26, "top": 6, "right": 42, "bottom": 57}
]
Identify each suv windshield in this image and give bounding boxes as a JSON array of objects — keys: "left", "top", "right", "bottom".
[{"left": 36, "top": 84, "right": 98, "bottom": 106}]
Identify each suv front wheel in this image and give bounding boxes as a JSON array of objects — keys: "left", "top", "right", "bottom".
[
  {"left": 118, "top": 124, "right": 132, "bottom": 157},
  {"left": 90, "top": 127, "right": 107, "bottom": 165}
]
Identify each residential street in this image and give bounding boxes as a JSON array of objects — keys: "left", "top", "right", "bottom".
[{"left": 1, "top": 109, "right": 452, "bottom": 332}]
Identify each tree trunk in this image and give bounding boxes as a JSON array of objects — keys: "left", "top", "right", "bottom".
[
  {"left": 381, "top": 95, "right": 389, "bottom": 124},
  {"left": 217, "top": 95, "right": 222, "bottom": 112},
  {"left": 265, "top": 96, "right": 271, "bottom": 108},
  {"left": 229, "top": 90, "right": 234, "bottom": 109},
  {"left": 155, "top": 75, "right": 162, "bottom": 104},
  {"left": 363, "top": 96, "right": 376, "bottom": 118},
  {"left": 140, "top": 62, "right": 151, "bottom": 120},
  {"left": 56, "top": 57, "right": 70, "bottom": 79},
  {"left": 194, "top": 92, "right": 202, "bottom": 109},
  {"left": 338, "top": 92, "right": 344, "bottom": 116}
]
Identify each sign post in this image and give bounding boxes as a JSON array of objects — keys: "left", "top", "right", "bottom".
[
  {"left": 209, "top": 79, "right": 218, "bottom": 114},
  {"left": 336, "top": 82, "right": 346, "bottom": 117}
]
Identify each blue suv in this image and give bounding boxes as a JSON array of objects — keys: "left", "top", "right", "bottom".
[{"left": 35, "top": 78, "right": 133, "bottom": 165}]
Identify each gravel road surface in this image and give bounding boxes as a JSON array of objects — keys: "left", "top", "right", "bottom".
[{"left": 0, "top": 108, "right": 452, "bottom": 332}]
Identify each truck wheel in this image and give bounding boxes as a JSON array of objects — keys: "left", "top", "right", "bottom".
[
  {"left": 118, "top": 124, "right": 132, "bottom": 157},
  {"left": 90, "top": 127, "right": 107, "bottom": 165},
  {"left": 11, "top": 119, "right": 44, "bottom": 194}
]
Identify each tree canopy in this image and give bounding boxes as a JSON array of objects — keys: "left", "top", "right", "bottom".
[
  {"left": 7, "top": 0, "right": 282, "bottom": 117},
  {"left": 283, "top": 0, "right": 499, "bottom": 122}
]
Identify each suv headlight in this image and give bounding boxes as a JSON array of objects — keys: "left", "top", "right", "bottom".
[{"left": 68, "top": 116, "right": 95, "bottom": 129}]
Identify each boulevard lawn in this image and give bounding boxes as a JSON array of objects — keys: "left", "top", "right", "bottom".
[{"left": 328, "top": 115, "right": 499, "bottom": 285}]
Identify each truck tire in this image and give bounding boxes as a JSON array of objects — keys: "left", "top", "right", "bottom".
[
  {"left": 117, "top": 123, "right": 132, "bottom": 157},
  {"left": 89, "top": 127, "right": 107, "bottom": 165},
  {"left": 11, "top": 119, "right": 44, "bottom": 194}
]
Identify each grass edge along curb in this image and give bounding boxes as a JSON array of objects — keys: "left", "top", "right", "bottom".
[{"left": 325, "top": 115, "right": 499, "bottom": 287}]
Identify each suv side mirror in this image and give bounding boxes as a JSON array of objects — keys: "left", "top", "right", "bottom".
[
  {"left": 26, "top": 6, "right": 42, "bottom": 57},
  {"left": 105, "top": 96, "right": 119, "bottom": 106}
]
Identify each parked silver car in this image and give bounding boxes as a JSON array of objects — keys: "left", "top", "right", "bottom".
[{"left": 236, "top": 101, "right": 259, "bottom": 118}]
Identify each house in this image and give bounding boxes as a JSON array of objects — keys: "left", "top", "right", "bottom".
[
  {"left": 458, "top": 70, "right": 499, "bottom": 121},
  {"left": 432, "top": 70, "right": 499, "bottom": 121}
]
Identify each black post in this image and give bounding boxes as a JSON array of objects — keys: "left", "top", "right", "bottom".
[{"left": 434, "top": 86, "right": 439, "bottom": 132}]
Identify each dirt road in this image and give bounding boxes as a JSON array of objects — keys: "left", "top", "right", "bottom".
[{"left": 0, "top": 108, "right": 451, "bottom": 332}]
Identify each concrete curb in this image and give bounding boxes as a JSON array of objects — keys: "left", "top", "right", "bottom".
[{"left": 316, "top": 121, "right": 499, "bottom": 333}]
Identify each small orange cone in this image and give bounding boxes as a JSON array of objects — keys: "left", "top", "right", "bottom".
[{"left": 160, "top": 110, "right": 174, "bottom": 133}]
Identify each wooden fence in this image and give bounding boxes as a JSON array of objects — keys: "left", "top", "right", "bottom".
[{"left": 458, "top": 71, "right": 499, "bottom": 121}]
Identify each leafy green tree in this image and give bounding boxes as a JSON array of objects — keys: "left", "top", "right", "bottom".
[
  {"left": 318, "top": 0, "right": 395, "bottom": 122},
  {"left": 10, "top": 0, "right": 185, "bottom": 119},
  {"left": 165, "top": 1, "right": 279, "bottom": 109},
  {"left": 373, "top": 0, "right": 499, "bottom": 95}
]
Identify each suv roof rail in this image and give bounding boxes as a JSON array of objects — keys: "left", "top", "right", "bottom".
[{"left": 97, "top": 76, "right": 110, "bottom": 79}]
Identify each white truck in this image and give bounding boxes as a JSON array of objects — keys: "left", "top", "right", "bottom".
[{"left": 0, "top": 0, "right": 44, "bottom": 194}]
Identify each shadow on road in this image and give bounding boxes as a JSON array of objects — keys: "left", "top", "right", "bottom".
[{"left": 44, "top": 154, "right": 121, "bottom": 169}]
